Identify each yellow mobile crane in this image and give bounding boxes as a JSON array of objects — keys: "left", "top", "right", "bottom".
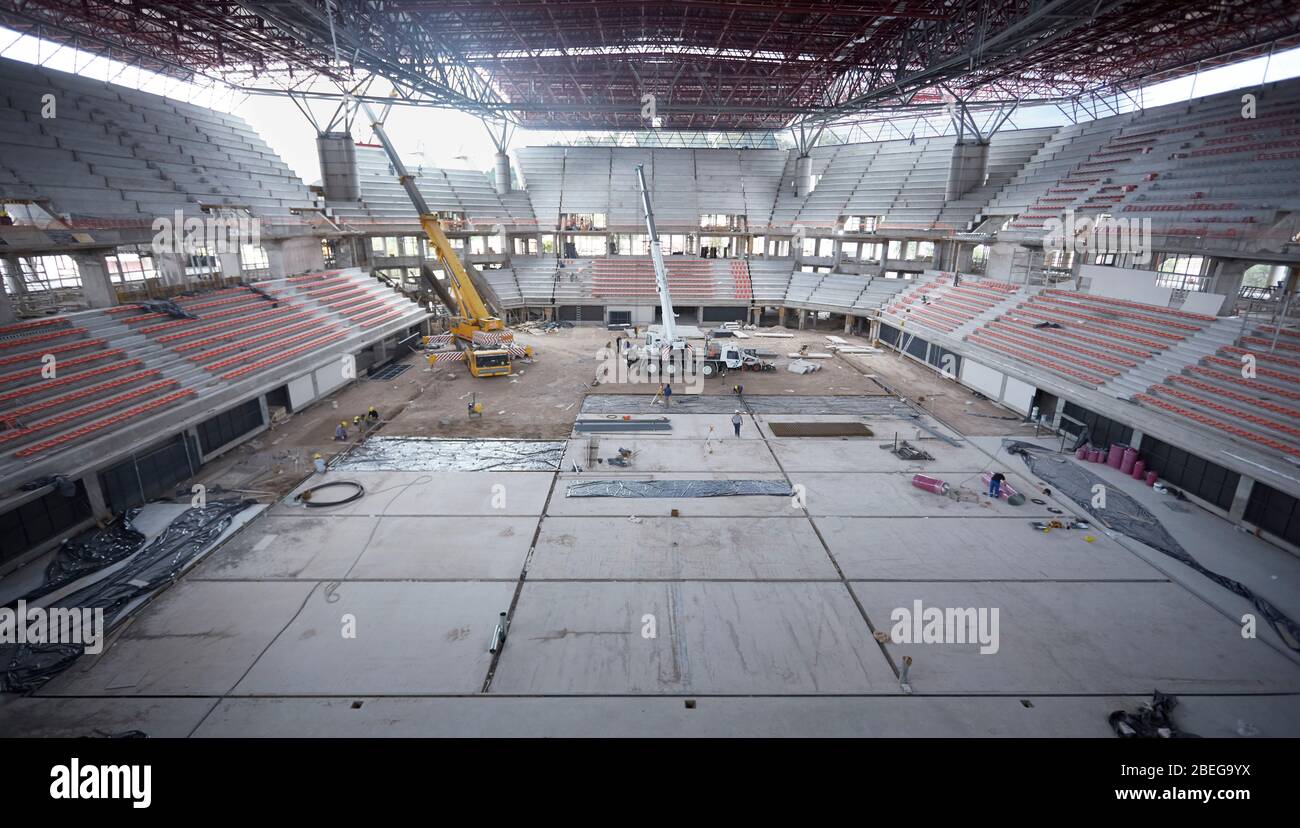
[{"left": 363, "top": 103, "right": 528, "bottom": 378}]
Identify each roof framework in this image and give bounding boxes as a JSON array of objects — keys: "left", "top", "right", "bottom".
[{"left": 1, "top": 0, "right": 1298, "bottom": 130}]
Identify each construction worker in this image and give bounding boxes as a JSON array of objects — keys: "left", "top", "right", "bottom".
[
  {"left": 366, "top": 406, "right": 380, "bottom": 424},
  {"left": 353, "top": 414, "right": 362, "bottom": 429},
  {"left": 988, "top": 471, "right": 1006, "bottom": 498},
  {"left": 334, "top": 421, "right": 348, "bottom": 441},
  {"left": 731, "top": 410, "right": 743, "bottom": 437},
  {"left": 312, "top": 452, "right": 327, "bottom": 473},
  {"left": 661, "top": 383, "right": 672, "bottom": 407},
  {"left": 733, "top": 383, "right": 743, "bottom": 397}
]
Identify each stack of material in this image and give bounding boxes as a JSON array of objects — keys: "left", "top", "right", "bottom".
[{"left": 788, "top": 359, "right": 823, "bottom": 374}]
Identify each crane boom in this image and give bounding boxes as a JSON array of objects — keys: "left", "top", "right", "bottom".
[
  {"left": 635, "top": 164, "right": 678, "bottom": 345},
  {"left": 362, "top": 102, "right": 501, "bottom": 337}
]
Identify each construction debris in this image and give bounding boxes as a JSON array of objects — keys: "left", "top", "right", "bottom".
[
  {"left": 882, "top": 439, "right": 934, "bottom": 461},
  {"left": 566, "top": 479, "right": 794, "bottom": 498},
  {"left": 787, "top": 359, "right": 822, "bottom": 374},
  {"left": 574, "top": 417, "right": 672, "bottom": 432}
]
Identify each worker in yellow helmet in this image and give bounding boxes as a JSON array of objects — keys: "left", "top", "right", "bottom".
[
  {"left": 366, "top": 405, "right": 380, "bottom": 424},
  {"left": 334, "top": 421, "right": 348, "bottom": 441}
]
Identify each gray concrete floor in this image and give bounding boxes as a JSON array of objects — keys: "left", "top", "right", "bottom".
[{"left": 4, "top": 392, "right": 1299, "bottom": 737}]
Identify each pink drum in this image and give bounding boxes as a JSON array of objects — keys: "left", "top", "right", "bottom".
[{"left": 911, "top": 474, "right": 949, "bottom": 495}]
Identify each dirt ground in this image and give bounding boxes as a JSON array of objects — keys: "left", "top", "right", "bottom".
[{"left": 189, "top": 321, "right": 1038, "bottom": 497}]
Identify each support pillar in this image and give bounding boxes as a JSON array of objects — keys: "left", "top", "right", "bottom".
[
  {"left": 265, "top": 237, "right": 326, "bottom": 278},
  {"left": 1208, "top": 259, "right": 1249, "bottom": 314},
  {"left": 797, "top": 309, "right": 807, "bottom": 330},
  {"left": 795, "top": 154, "right": 814, "bottom": 198},
  {"left": 1229, "top": 475, "right": 1254, "bottom": 522},
  {"left": 0, "top": 288, "right": 14, "bottom": 324},
  {"left": 844, "top": 314, "right": 854, "bottom": 334},
  {"left": 778, "top": 307, "right": 787, "bottom": 328},
  {"left": 494, "top": 151, "right": 511, "bottom": 195},
  {"left": 217, "top": 250, "right": 241, "bottom": 280},
  {"left": 71, "top": 251, "right": 117, "bottom": 308}
]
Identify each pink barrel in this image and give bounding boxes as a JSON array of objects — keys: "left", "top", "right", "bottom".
[
  {"left": 912, "top": 474, "right": 949, "bottom": 495},
  {"left": 1075, "top": 446, "right": 1088, "bottom": 460},
  {"left": 1090, "top": 449, "right": 1103, "bottom": 463},
  {"left": 1120, "top": 447, "right": 1138, "bottom": 475},
  {"left": 1107, "top": 444, "right": 1124, "bottom": 469},
  {"left": 1131, "top": 459, "right": 1146, "bottom": 480},
  {"left": 1145, "top": 470, "right": 1158, "bottom": 486}
]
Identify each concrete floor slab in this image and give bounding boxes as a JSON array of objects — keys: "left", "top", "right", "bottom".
[
  {"left": 189, "top": 514, "right": 377, "bottom": 580},
  {"left": 40, "top": 580, "right": 316, "bottom": 696},
  {"left": 850, "top": 580, "right": 1300, "bottom": 694},
  {"left": 347, "top": 516, "right": 536, "bottom": 580},
  {"left": 820, "top": 516, "right": 1164, "bottom": 581},
  {"left": 273, "top": 471, "right": 553, "bottom": 517},
  {"left": 796, "top": 471, "right": 1053, "bottom": 517},
  {"left": 563, "top": 436, "right": 781, "bottom": 473},
  {"left": 233, "top": 581, "right": 514, "bottom": 695},
  {"left": 185, "top": 694, "right": 1300, "bottom": 738},
  {"left": 528, "top": 516, "right": 837, "bottom": 580},
  {"left": 489, "top": 581, "right": 892, "bottom": 694},
  {"left": 769, "top": 438, "right": 999, "bottom": 473},
  {"left": 0, "top": 696, "right": 217, "bottom": 737}
]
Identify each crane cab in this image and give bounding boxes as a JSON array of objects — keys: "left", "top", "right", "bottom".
[{"left": 467, "top": 348, "right": 512, "bottom": 378}]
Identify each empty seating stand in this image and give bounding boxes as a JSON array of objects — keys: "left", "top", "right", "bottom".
[
  {"left": 0, "top": 56, "right": 319, "bottom": 229},
  {"left": 0, "top": 269, "right": 426, "bottom": 471}
]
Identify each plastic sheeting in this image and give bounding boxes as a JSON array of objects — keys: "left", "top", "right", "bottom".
[
  {"left": 566, "top": 479, "right": 793, "bottom": 498},
  {"left": 581, "top": 394, "right": 901, "bottom": 416},
  {"left": 332, "top": 438, "right": 565, "bottom": 471},
  {"left": 1, "top": 498, "right": 255, "bottom": 693},
  {"left": 24, "top": 512, "right": 147, "bottom": 603},
  {"left": 1004, "top": 440, "right": 1300, "bottom": 651}
]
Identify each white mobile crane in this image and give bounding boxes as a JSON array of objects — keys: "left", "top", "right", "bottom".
[{"left": 633, "top": 164, "right": 690, "bottom": 376}]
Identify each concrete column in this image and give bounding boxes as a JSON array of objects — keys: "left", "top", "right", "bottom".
[
  {"left": 153, "top": 250, "right": 188, "bottom": 288},
  {"left": 778, "top": 307, "right": 787, "bottom": 328},
  {"left": 844, "top": 314, "right": 854, "bottom": 334},
  {"left": 795, "top": 155, "right": 814, "bottom": 198},
  {"left": 266, "top": 237, "right": 326, "bottom": 278},
  {"left": 72, "top": 251, "right": 117, "bottom": 308},
  {"left": 0, "top": 289, "right": 14, "bottom": 324},
  {"left": 751, "top": 306, "right": 762, "bottom": 325},
  {"left": 494, "top": 151, "right": 511, "bottom": 195},
  {"left": 217, "top": 250, "right": 241, "bottom": 280},
  {"left": 317, "top": 132, "right": 361, "bottom": 201},
  {"left": 953, "top": 244, "right": 974, "bottom": 273},
  {"left": 1128, "top": 431, "right": 1143, "bottom": 451},
  {"left": 797, "top": 309, "right": 807, "bottom": 330},
  {"left": 946, "top": 141, "right": 989, "bottom": 200},
  {"left": 81, "top": 473, "right": 112, "bottom": 521},
  {"left": 1229, "top": 475, "right": 1254, "bottom": 522},
  {"left": 1208, "top": 259, "right": 1248, "bottom": 314}
]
